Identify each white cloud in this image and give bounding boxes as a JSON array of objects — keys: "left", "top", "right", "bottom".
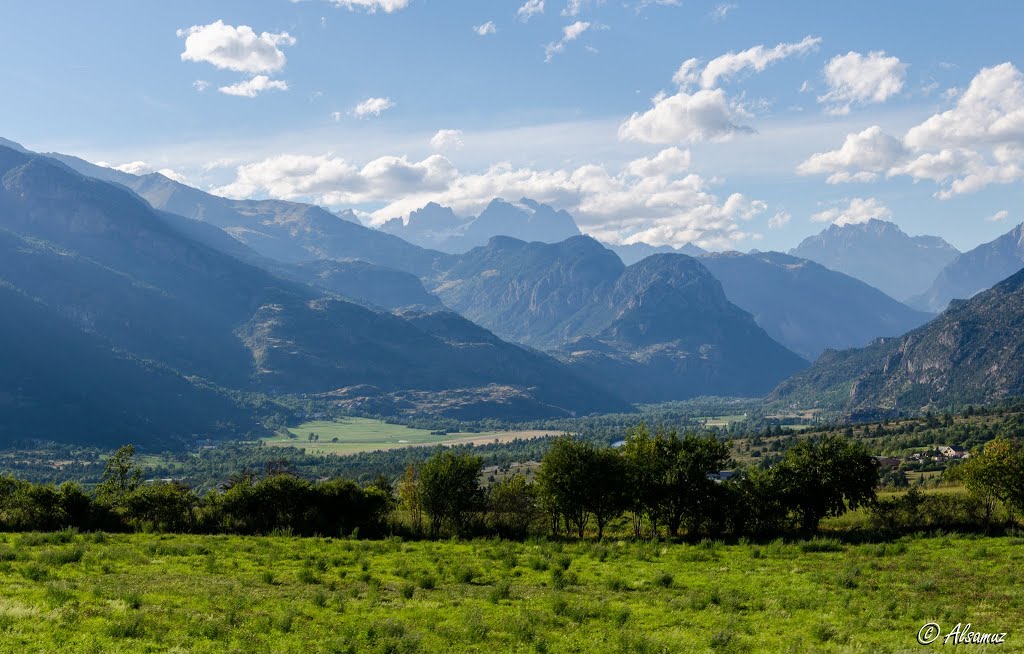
[
  {"left": 177, "top": 21, "right": 295, "bottom": 74},
  {"left": 212, "top": 146, "right": 767, "bottom": 249},
  {"left": 218, "top": 76, "right": 288, "bottom": 97},
  {"left": 888, "top": 149, "right": 978, "bottom": 183},
  {"left": 629, "top": 37, "right": 819, "bottom": 145},
  {"left": 326, "top": 0, "right": 410, "bottom": 12},
  {"left": 710, "top": 3, "right": 737, "bottom": 22},
  {"left": 517, "top": 0, "right": 544, "bottom": 21},
  {"left": 473, "top": 21, "right": 497, "bottom": 36},
  {"left": 768, "top": 211, "right": 791, "bottom": 229},
  {"left": 904, "top": 62, "right": 1024, "bottom": 150},
  {"left": 193, "top": 80, "right": 210, "bottom": 92},
  {"left": 330, "top": 111, "right": 343, "bottom": 122},
  {"left": 672, "top": 58, "right": 702, "bottom": 88},
  {"left": 618, "top": 88, "right": 752, "bottom": 144},
  {"left": 544, "top": 21, "right": 592, "bottom": 62},
  {"left": 352, "top": 97, "right": 395, "bottom": 118},
  {"left": 989, "top": 209, "right": 1010, "bottom": 222},
  {"left": 797, "top": 125, "right": 907, "bottom": 183},
  {"left": 105, "top": 161, "right": 189, "bottom": 184},
  {"left": 623, "top": 146, "right": 691, "bottom": 177},
  {"left": 811, "top": 197, "right": 891, "bottom": 226},
  {"left": 563, "top": 0, "right": 584, "bottom": 16},
  {"left": 803, "top": 63, "right": 1024, "bottom": 198},
  {"left": 430, "top": 129, "right": 465, "bottom": 151},
  {"left": 213, "top": 153, "right": 456, "bottom": 205},
  {"left": 818, "top": 51, "right": 907, "bottom": 114},
  {"left": 698, "top": 36, "right": 821, "bottom": 89}
]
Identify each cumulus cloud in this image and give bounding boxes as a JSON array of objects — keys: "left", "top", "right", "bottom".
[
  {"left": 768, "top": 211, "right": 792, "bottom": 229},
  {"left": 625, "top": 37, "right": 819, "bottom": 145},
  {"left": 797, "top": 125, "right": 907, "bottom": 183},
  {"left": 545, "top": 21, "right": 592, "bottom": 62},
  {"left": 818, "top": 51, "right": 907, "bottom": 114},
  {"left": 327, "top": 0, "right": 410, "bottom": 12},
  {"left": 218, "top": 76, "right": 288, "bottom": 97},
  {"left": 177, "top": 21, "right": 295, "bottom": 74},
  {"left": 212, "top": 147, "right": 767, "bottom": 249},
  {"left": 989, "top": 209, "right": 1010, "bottom": 222},
  {"left": 352, "top": 97, "right": 395, "bottom": 118},
  {"left": 811, "top": 197, "right": 891, "bottom": 226},
  {"left": 697, "top": 36, "right": 821, "bottom": 89},
  {"left": 517, "top": 0, "right": 544, "bottom": 21},
  {"left": 430, "top": 129, "right": 465, "bottom": 151},
  {"left": 212, "top": 153, "right": 456, "bottom": 205},
  {"left": 623, "top": 147, "right": 691, "bottom": 177},
  {"left": 904, "top": 63, "right": 1024, "bottom": 150},
  {"left": 193, "top": 80, "right": 210, "bottom": 92},
  {"left": 618, "top": 88, "right": 752, "bottom": 144},
  {"left": 801, "top": 63, "right": 1024, "bottom": 198},
  {"left": 103, "top": 161, "right": 189, "bottom": 184},
  {"left": 473, "top": 21, "right": 497, "bottom": 36}
]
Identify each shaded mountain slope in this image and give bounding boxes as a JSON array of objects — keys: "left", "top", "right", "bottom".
[
  {"left": 771, "top": 267, "right": 1024, "bottom": 412},
  {"left": 0, "top": 146, "right": 628, "bottom": 443}
]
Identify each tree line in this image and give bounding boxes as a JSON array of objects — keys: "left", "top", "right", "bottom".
[{"left": 0, "top": 427, "right": 883, "bottom": 540}]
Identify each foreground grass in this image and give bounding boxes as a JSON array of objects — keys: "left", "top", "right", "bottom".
[{"left": 0, "top": 532, "right": 1021, "bottom": 653}]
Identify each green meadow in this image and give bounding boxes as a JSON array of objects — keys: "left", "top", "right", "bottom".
[
  {"left": 0, "top": 530, "right": 1021, "bottom": 653},
  {"left": 268, "top": 418, "right": 554, "bottom": 455}
]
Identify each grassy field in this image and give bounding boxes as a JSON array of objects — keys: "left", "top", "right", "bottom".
[
  {"left": 266, "top": 418, "right": 558, "bottom": 455},
  {"left": 0, "top": 531, "right": 1021, "bottom": 653}
]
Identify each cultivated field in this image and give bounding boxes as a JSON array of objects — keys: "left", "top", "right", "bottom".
[
  {"left": 0, "top": 531, "right": 1020, "bottom": 653},
  {"left": 265, "top": 417, "right": 558, "bottom": 455}
]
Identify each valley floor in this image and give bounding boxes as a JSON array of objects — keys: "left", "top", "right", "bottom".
[{"left": 0, "top": 531, "right": 1020, "bottom": 653}]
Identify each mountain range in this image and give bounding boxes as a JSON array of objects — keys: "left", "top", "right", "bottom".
[
  {"left": 0, "top": 145, "right": 627, "bottom": 445},
  {"left": 381, "top": 198, "right": 581, "bottom": 253},
  {"left": 7, "top": 134, "right": 1023, "bottom": 438},
  {"left": 698, "top": 251, "right": 933, "bottom": 360},
  {"left": 790, "top": 219, "right": 960, "bottom": 302}
]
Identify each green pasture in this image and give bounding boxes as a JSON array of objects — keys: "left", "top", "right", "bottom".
[
  {"left": 0, "top": 531, "right": 1020, "bottom": 652},
  {"left": 266, "top": 418, "right": 552, "bottom": 455}
]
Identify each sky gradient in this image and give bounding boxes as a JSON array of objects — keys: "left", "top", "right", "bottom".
[{"left": 2, "top": 0, "right": 1022, "bottom": 252}]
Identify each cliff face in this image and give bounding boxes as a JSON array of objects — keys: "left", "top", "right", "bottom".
[{"left": 772, "top": 267, "right": 1024, "bottom": 411}]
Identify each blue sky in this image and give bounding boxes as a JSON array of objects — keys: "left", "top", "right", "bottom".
[{"left": 2, "top": 0, "right": 1022, "bottom": 252}]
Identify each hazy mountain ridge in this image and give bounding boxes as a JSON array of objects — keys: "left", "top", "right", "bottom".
[
  {"left": 699, "top": 251, "right": 933, "bottom": 360},
  {"left": 607, "top": 241, "right": 707, "bottom": 266},
  {"left": 790, "top": 219, "right": 960, "bottom": 301},
  {"left": 382, "top": 197, "right": 581, "bottom": 253},
  {"left": 910, "top": 222, "right": 1024, "bottom": 312},
  {"left": 45, "top": 151, "right": 444, "bottom": 276}
]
